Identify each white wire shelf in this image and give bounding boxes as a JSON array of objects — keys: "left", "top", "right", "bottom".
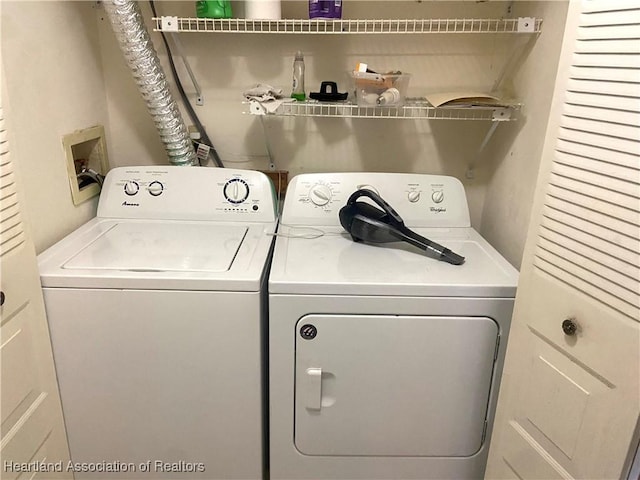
[
  {"left": 247, "top": 99, "right": 520, "bottom": 121},
  {"left": 153, "top": 17, "right": 541, "bottom": 34}
]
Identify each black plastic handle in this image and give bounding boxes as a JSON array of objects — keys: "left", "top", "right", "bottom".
[
  {"left": 346, "top": 189, "right": 404, "bottom": 226},
  {"left": 320, "top": 81, "right": 338, "bottom": 94}
]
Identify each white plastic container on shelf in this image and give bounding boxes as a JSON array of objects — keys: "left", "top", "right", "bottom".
[
  {"left": 349, "top": 71, "right": 411, "bottom": 106},
  {"left": 245, "top": 0, "right": 281, "bottom": 19}
]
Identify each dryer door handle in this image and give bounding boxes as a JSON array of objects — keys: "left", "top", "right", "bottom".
[{"left": 304, "top": 367, "right": 323, "bottom": 411}]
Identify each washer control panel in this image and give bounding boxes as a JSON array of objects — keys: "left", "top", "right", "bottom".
[
  {"left": 281, "top": 172, "right": 470, "bottom": 228},
  {"left": 97, "top": 166, "right": 276, "bottom": 222}
]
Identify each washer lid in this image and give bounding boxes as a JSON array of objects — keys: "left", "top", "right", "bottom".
[{"left": 64, "top": 222, "right": 247, "bottom": 273}]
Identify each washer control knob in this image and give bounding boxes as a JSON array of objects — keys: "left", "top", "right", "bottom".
[
  {"left": 308, "top": 184, "right": 332, "bottom": 206},
  {"left": 148, "top": 181, "right": 164, "bottom": 197},
  {"left": 431, "top": 190, "right": 444, "bottom": 204},
  {"left": 124, "top": 181, "right": 139, "bottom": 196},
  {"left": 224, "top": 178, "right": 250, "bottom": 204},
  {"left": 407, "top": 191, "right": 421, "bottom": 203}
]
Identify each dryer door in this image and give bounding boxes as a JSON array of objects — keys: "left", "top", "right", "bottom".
[{"left": 294, "top": 314, "right": 498, "bottom": 457}]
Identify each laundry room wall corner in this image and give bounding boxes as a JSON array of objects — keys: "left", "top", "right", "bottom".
[
  {"left": 478, "top": 1, "right": 570, "bottom": 269},
  {"left": 1, "top": 0, "right": 111, "bottom": 254}
]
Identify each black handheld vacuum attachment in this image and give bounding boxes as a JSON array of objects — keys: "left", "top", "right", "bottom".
[{"left": 339, "top": 189, "right": 465, "bottom": 265}]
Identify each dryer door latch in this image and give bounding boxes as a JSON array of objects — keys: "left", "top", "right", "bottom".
[{"left": 305, "top": 367, "right": 323, "bottom": 411}]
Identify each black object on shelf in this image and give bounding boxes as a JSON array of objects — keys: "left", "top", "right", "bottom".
[{"left": 310, "top": 81, "right": 348, "bottom": 102}]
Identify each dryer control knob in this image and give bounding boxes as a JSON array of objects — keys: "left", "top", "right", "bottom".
[
  {"left": 124, "top": 181, "right": 139, "bottom": 196},
  {"left": 148, "top": 181, "right": 164, "bottom": 196},
  {"left": 309, "top": 184, "right": 332, "bottom": 206},
  {"left": 431, "top": 190, "right": 444, "bottom": 204},
  {"left": 407, "top": 191, "right": 421, "bottom": 203}
]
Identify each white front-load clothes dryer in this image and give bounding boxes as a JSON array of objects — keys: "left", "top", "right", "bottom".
[
  {"left": 268, "top": 172, "right": 519, "bottom": 480},
  {"left": 38, "top": 166, "right": 276, "bottom": 479}
]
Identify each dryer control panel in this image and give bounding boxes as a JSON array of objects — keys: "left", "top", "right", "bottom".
[
  {"left": 97, "top": 166, "right": 277, "bottom": 222},
  {"left": 281, "top": 173, "right": 470, "bottom": 228}
]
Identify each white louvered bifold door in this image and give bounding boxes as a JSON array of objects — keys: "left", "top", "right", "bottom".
[
  {"left": 485, "top": 1, "right": 640, "bottom": 479},
  {"left": 0, "top": 99, "right": 72, "bottom": 476}
]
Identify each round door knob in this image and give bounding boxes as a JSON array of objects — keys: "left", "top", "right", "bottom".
[
  {"left": 562, "top": 318, "right": 578, "bottom": 336},
  {"left": 0, "top": 291, "right": 5, "bottom": 306}
]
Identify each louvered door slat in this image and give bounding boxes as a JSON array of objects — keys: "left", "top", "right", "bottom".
[
  {"left": 549, "top": 171, "right": 639, "bottom": 214},
  {"left": 561, "top": 113, "right": 640, "bottom": 140},
  {"left": 540, "top": 216, "right": 639, "bottom": 275},
  {"left": 567, "top": 78, "right": 640, "bottom": 99},
  {"left": 0, "top": 142, "right": 14, "bottom": 179},
  {"left": 583, "top": 1, "right": 640, "bottom": 13},
  {"left": 578, "top": 25, "right": 640, "bottom": 39},
  {"left": 573, "top": 53, "right": 640, "bottom": 68},
  {"left": 563, "top": 104, "right": 640, "bottom": 128},
  {"left": 565, "top": 91, "right": 640, "bottom": 112},
  {"left": 539, "top": 228, "right": 639, "bottom": 286},
  {"left": 533, "top": 256, "right": 637, "bottom": 320},
  {"left": 1, "top": 223, "right": 26, "bottom": 254},
  {"left": 1, "top": 176, "right": 18, "bottom": 201},
  {"left": 537, "top": 235, "right": 637, "bottom": 297},
  {"left": 575, "top": 39, "right": 640, "bottom": 54},
  {"left": 1, "top": 208, "right": 22, "bottom": 235},
  {"left": 0, "top": 112, "right": 25, "bottom": 255},
  {"left": 580, "top": 9, "right": 640, "bottom": 26},
  {"left": 0, "top": 191, "right": 19, "bottom": 214},
  {"left": 556, "top": 139, "right": 639, "bottom": 173},
  {"left": 543, "top": 204, "right": 639, "bottom": 254},
  {"left": 570, "top": 65, "right": 640, "bottom": 82},
  {"left": 552, "top": 163, "right": 639, "bottom": 200},
  {"left": 544, "top": 195, "right": 638, "bottom": 238},
  {"left": 547, "top": 184, "right": 638, "bottom": 226},
  {"left": 550, "top": 166, "right": 639, "bottom": 204},
  {"left": 558, "top": 127, "right": 639, "bottom": 155}
]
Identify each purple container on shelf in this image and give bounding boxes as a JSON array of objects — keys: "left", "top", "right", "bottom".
[{"left": 309, "top": 0, "right": 342, "bottom": 19}]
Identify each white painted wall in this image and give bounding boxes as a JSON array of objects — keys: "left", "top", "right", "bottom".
[
  {"left": 479, "top": 1, "right": 569, "bottom": 268},
  {"left": 2, "top": 0, "right": 568, "bottom": 269},
  {"left": 1, "top": 1, "right": 110, "bottom": 254}
]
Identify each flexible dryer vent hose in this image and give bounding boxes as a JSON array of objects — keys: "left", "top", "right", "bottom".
[{"left": 103, "top": 0, "right": 196, "bottom": 166}]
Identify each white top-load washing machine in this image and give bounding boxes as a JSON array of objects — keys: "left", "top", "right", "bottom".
[
  {"left": 269, "top": 172, "right": 519, "bottom": 480},
  {"left": 38, "top": 166, "right": 276, "bottom": 479}
]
